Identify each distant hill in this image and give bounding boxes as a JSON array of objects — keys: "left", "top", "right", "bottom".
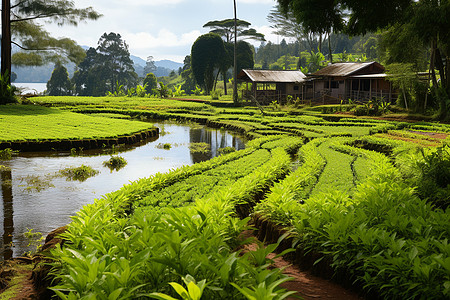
[
  {"left": 12, "top": 50, "right": 184, "bottom": 83},
  {"left": 155, "top": 60, "right": 183, "bottom": 70},
  {"left": 132, "top": 56, "right": 183, "bottom": 78}
]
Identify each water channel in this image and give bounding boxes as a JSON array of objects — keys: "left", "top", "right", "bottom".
[{"left": 0, "top": 122, "right": 246, "bottom": 261}]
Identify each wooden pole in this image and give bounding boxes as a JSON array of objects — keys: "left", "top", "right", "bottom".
[{"left": 233, "top": 0, "right": 238, "bottom": 105}]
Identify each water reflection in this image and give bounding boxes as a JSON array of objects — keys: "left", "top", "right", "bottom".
[
  {"left": 1, "top": 168, "right": 13, "bottom": 260},
  {"left": 189, "top": 126, "right": 242, "bottom": 163},
  {"left": 0, "top": 122, "right": 246, "bottom": 261}
]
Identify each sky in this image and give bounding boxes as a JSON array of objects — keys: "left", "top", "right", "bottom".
[{"left": 45, "top": 0, "right": 282, "bottom": 63}]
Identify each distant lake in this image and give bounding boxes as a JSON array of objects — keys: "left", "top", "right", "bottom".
[{"left": 14, "top": 82, "right": 47, "bottom": 94}]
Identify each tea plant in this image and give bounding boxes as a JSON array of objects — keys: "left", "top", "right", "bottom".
[
  {"left": 0, "top": 105, "right": 155, "bottom": 142},
  {"left": 135, "top": 149, "right": 271, "bottom": 209}
]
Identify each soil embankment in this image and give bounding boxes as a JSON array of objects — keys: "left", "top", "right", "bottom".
[{"left": 0, "top": 128, "right": 159, "bottom": 152}]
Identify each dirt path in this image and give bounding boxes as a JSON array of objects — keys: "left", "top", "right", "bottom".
[{"left": 241, "top": 232, "right": 363, "bottom": 300}]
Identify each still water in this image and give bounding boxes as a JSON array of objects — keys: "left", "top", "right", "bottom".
[
  {"left": 14, "top": 82, "right": 47, "bottom": 95},
  {"left": 0, "top": 122, "right": 246, "bottom": 260}
]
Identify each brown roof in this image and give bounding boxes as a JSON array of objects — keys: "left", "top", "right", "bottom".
[
  {"left": 311, "top": 62, "right": 384, "bottom": 77},
  {"left": 238, "top": 69, "right": 306, "bottom": 83}
]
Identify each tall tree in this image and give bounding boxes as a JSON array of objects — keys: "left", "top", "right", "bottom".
[
  {"left": 47, "top": 62, "right": 72, "bottom": 96},
  {"left": 278, "top": 0, "right": 449, "bottom": 117},
  {"left": 236, "top": 41, "right": 254, "bottom": 73},
  {"left": 191, "top": 33, "right": 226, "bottom": 94},
  {"left": 180, "top": 55, "right": 196, "bottom": 94},
  {"left": 72, "top": 47, "right": 103, "bottom": 96},
  {"left": 203, "top": 19, "right": 265, "bottom": 43},
  {"left": 267, "top": 3, "right": 322, "bottom": 65},
  {"left": 96, "top": 32, "right": 138, "bottom": 93},
  {"left": 143, "top": 56, "right": 157, "bottom": 77},
  {"left": 1, "top": 0, "right": 101, "bottom": 88},
  {"left": 143, "top": 73, "right": 157, "bottom": 94}
]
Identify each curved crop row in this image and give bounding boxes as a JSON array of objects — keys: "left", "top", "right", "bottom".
[
  {"left": 253, "top": 140, "right": 449, "bottom": 299},
  {"left": 49, "top": 147, "right": 294, "bottom": 299},
  {"left": 255, "top": 138, "right": 326, "bottom": 226},
  {"left": 134, "top": 149, "right": 272, "bottom": 210}
]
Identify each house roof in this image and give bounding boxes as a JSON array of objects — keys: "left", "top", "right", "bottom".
[
  {"left": 238, "top": 69, "right": 306, "bottom": 83},
  {"left": 311, "top": 62, "right": 384, "bottom": 77}
]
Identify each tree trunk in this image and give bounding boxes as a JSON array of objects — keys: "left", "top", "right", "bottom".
[
  {"left": 1, "top": 0, "right": 11, "bottom": 85},
  {"left": 402, "top": 82, "right": 408, "bottom": 110},
  {"left": 327, "top": 31, "right": 333, "bottom": 64},
  {"left": 223, "top": 70, "right": 227, "bottom": 95}
]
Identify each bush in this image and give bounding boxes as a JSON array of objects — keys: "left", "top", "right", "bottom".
[
  {"left": 59, "top": 165, "right": 99, "bottom": 181},
  {"left": 0, "top": 72, "right": 18, "bottom": 104},
  {"left": 210, "top": 89, "right": 222, "bottom": 100},
  {"left": 397, "top": 143, "right": 450, "bottom": 209},
  {"left": 103, "top": 156, "right": 127, "bottom": 171}
]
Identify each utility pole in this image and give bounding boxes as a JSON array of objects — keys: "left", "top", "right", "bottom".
[{"left": 233, "top": 0, "right": 238, "bottom": 105}]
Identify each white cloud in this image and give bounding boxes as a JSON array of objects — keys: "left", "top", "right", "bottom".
[
  {"left": 238, "top": 0, "right": 275, "bottom": 4},
  {"left": 124, "top": 29, "right": 202, "bottom": 50}
]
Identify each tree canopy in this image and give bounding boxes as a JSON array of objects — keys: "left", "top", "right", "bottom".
[
  {"left": 72, "top": 33, "right": 138, "bottom": 96},
  {"left": 203, "top": 19, "right": 265, "bottom": 43},
  {"left": 46, "top": 62, "right": 72, "bottom": 96},
  {"left": 143, "top": 72, "right": 157, "bottom": 94},
  {"left": 278, "top": 0, "right": 450, "bottom": 117},
  {"left": 191, "top": 33, "right": 226, "bottom": 94},
  {"left": 1, "top": 0, "right": 101, "bottom": 87}
]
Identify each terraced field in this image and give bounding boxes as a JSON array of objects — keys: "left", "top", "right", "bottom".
[{"left": 1, "top": 98, "right": 449, "bottom": 299}]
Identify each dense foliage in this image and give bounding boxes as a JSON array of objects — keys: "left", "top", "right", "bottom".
[
  {"left": 2, "top": 97, "right": 449, "bottom": 299},
  {"left": 72, "top": 33, "right": 138, "bottom": 96},
  {"left": 47, "top": 63, "right": 73, "bottom": 96}
]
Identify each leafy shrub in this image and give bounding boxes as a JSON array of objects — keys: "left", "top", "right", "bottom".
[
  {"left": 396, "top": 143, "right": 450, "bottom": 209},
  {"left": 103, "top": 156, "right": 127, "bottom": 171},
  {"left": 157, "top": 82, "right": 171, "bottom": 98},
  {"left": 210, "top": 89, "right": 222, "bottom": 100},
  {"left": 59, "top": 165, "right": 99, "bottom": 181},
  {"left": 0, "top": 148, "right": 17, "bottom": 160},
  {"left": 156, "top": 143, "right": 172, "bottom": 150},
  {"left": 191, "top": 86, "right": 203, "bottom": 96},
  {"left": 0, "top": 71, "right": 18, "bottom": 104}
]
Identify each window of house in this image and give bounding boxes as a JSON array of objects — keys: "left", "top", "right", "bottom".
[
  {"left": 293, "top": 85, "right": 299, "bottom": 91},
  {"left": 325, "top": 80, "right": 339, "bottom": 89}
]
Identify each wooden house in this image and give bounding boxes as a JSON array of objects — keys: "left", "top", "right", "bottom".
[
  {"left": 308, "top": 62, "right": 395, "bottom": 103},
  {"left": 237, "top": 69, "right": 306, "bottom": 105}
]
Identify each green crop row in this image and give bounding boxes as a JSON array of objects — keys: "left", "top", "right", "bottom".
[
  {"left": 34, "top": 96, "right": 209, "bottom": 111},
  {"left": 270, "top": 122, "right": 370, "bottom": 137},
  {"left": 261, "top": 135, "right": 304, "bottom": 155},
  {"left": 114, "top": 147, "right": 257, "bottom": 209},
  {"left": 0, "top": 105, "right": 155, "bottom": 142},
  {"left": 49, "top": 147, "right": 294, "bottom": 299},
  {"left": 310, "top": 138, "right": 356, "bottom": 197},
  {"left": 253, "top": 141, "right": 450, "bottom": 299},
  {"left": 255, "top": 138, "right": 326, "bottom": 226},
  {"left": 134, "top": 149, "right": 272, "bottom": 210}
]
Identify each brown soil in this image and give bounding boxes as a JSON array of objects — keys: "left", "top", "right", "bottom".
[
  {"left": 239, "top": 231, "right": 364, "bottom": 300},
  {"left": 0, "top": 258, "right": 39, "bottom": 300},
  {"left": 408, "top": 130, "right": 448, "bottom": 140}
]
